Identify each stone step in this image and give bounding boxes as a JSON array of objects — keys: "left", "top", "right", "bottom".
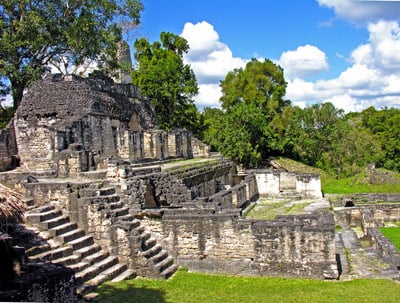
[
  {"left": 40, "top": 215, "right": 70, "bottom": 229},
  {"left": 98, "top": 187, "right": 116, "bottom": 196},
  {"left": 142, "top": 244, "right": 162, "bottom": 259},
  {"left": 149, "top": 249, "right": 168, "bottom": 264},
  {"left": 29, "top": 245, "right": 72, "bottom": 261},
  {"left": 160, "top": 263, "right": 179, "bottom": 279},
  {"left": 83, "top": 250, "right": 110, "bottom": 265},
  {"left": 27, "top": 205, "right": 55, "bottom": 215},
  {"left": 25, "top": 206, "right": 56, "bottom": 224},
  {"left": 49, "top": 222, "right": 78, "bottom": 237},
  {"left": 142, "top": 236, "right": 156, "bottom": 250},
  {"left": 67, "top": 235, "right": 95, "bottom": 251},
  {"left": 25, "top": 243, "right": 52, "bottom": 257},
  {"left": 52, "top": 253, "right": 81, "bottom": 266},
  {"left": 84, "top": 195, "right": 120, "bottom": 204},
  {"left": 69, "top": 260, "right": 91, "bottom": 272},
  {"left": 134, "top": 226, "right": 146, "bottom": 236},
  {"left": 75, "top": 256, "right": 118, "bottom": 283},
  {"left": 99, "top": 263, "right": 128, "bottom": 281},
  {"left": 118, "top": 214, "right": 135, "bottom": 222},
  {"left": 108, "top": 201, "right": 124, "bottom": 210},
  {"left": 77, "top": 263, "right": 128, "bottom": 296},
  {"left": 110, "top": 207, "right": 129, "bottom": 217},
  {"left": 118, "top": 219, "right": 140, "bottom": 231},
  {"left": 75, "top": 244, "right": 102, "bottom": 259},
  {"left": 56, "top": 228, "right": 86, "bottom": 243},
  {"left": 79, "top": 187, "right": 116, "bottom": 198},
  {"left": 154, "top": 256, "right": 174, "bottom": 274},
  {"left": 111, "top": 269, "right": 136, "bottom": 282},
  {"left": 37, "top": 209, "right": 63, "bottom": 222}
]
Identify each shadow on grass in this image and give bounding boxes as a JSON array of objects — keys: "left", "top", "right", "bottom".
[{"left": 96, "top": 283, "right": 166, "bottom": 303}]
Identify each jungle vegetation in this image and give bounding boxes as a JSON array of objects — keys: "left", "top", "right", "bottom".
[{"left": 1, "top": 2, "right": 399, "bottom": 178}]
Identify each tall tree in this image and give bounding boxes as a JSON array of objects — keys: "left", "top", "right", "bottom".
[
  {"left": 361, "top": 107, "right": 400, "bottom": 171},
  {"left": 132, "top": 32, "right": 199, "bottom": 131},
  {"left": 0, "top": 0, "right": 144, "bottom": 109},
  {"left": 214, "top": 58, "right": 289, "bottom": 167}
]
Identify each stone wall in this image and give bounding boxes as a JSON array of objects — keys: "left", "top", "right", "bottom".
[
  {"left": 0, "top": 126, "right": 18, "bottom": 171},
  {"left": 0, "top": 74, "right": 211, "bottom": 174},
  {"left": 253, "top": 170, "right": 322, "bottom": 198},
  {"left": 173, "top": 161, "right": 236, "bottom": 199},
  {"left": 139, "top": 211, "right": 337, "bottom": 279},
  {"left": 168, "top": 129, "right": 193, "bottom": 159},
  {"left": 197, "top": 173, "right": 259, "bottom": 209},
  {"left": 368, "top": 228, "right": 400, "bottom": 267},
  {"left": 191, "top": 137, "right": 210, "bottom": 158},
  {"left": 0, "top": 231, "right": 77, "bottom": 303},
  {"left": 341, "top": 205, "right": 400, "bottom": 270}
]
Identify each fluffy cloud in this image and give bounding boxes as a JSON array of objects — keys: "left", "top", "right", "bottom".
[
  {"left": 180, "top": 21, "right": 247, "bottom": 107},
  {"left": 278, "top": 45, "right": 329, "bottom": 79},
  {"left": 285, "top": 18, "right": 400, "bottom": 112},
  {"left": 352, "top": 21, "right": 400, "bottom": 72},
  {"left": 317, "top": 0, "right": 400, "bottom": 24},
  {"left": 180, "top": 18, "right": 400, "bottom": 112}
]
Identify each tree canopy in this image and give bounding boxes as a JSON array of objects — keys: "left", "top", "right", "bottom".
[
  {"left": 132, "top": 32, "right": 199, "bottom": 131},
  {"left": 0, "top": 0, "right": 144, "bottom": 109},
  {"left": 206, "top": 58, "right": 289, "bottom": 167}
]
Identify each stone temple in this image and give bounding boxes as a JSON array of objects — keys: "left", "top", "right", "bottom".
[{"left": 0, "top": 74, "right": 341, "bottom": 302}]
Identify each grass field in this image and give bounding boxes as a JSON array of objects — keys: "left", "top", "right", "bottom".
[
  {"left": 273, "top": 157, "right": 400, "bottom": 194},
  {"left": 380, "top": 227, "right": 400, "bottom": 251},
  {"left": 96, "top": 269, "right": 400, "bottom": 303}
]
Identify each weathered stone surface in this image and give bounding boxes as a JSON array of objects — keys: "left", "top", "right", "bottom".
[
  {"left": 252, "top": 169, "right": 323, "bottom": 198},
  {"left": 139, "top": 211, "right": 338, "bottom": 279}
]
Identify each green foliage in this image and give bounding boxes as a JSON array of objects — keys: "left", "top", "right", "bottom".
[
  {"left": 360, "top": 107, "right": 400, "bottom": 171},
  {"left": 132, "top": 32, "right": 199, "bottom": 131},
  {"left": 0, "top": 0, "right": 144, "bottom": 108},
  {"left": 204, "top": 58, "right": 289, "bottom": 167},
  {"left": 270, "top": 157, "right": 400, "bottom": 194},
  {"left": 283, "top": 103, "right": 383, "bottom": 177},
  {"left": 0, "top": 105, "right": 15, "bottom": 128},
  {"left": 380, "top": 227, "right": 400, "bottom": 251},
  {"left": 97, "top": 269, "right": 400, "bottom": 303}
]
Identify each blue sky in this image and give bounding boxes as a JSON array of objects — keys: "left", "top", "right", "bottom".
[{"left": 134, "top": 0, "right": 400, "bottom": 112}]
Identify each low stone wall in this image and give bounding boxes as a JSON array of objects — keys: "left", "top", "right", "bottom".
[
  {"left": 139, "top": 211, "right": 337, "bottom": 279},
  {"left": 341, "top": 205, "right": 400, "bottom": 270},
  {"left": 197, "top": 173, "right": 259, "bottom": 209},
  {"left": 173, "top": 161, "right": 236, "bottom": 199},
  {"left": 333, "top": 194, "right": 400, "bottom": 207},
  {"left": 0, "top": 127, "right": 18, "bottom": 172},
  {"left": 253, "top": 170, "right": 322, "bottom": 198},
  {"left": 344, "top": 205, "right": 400, "bottom": 232},
  {"left": 191, "top": 137, "right": 210, "bottom": 158},
  {"left": 368, "top": 228, "right": 400, "bottom": 267}
]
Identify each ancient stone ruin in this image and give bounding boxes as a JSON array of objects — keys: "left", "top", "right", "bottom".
[{"left": 0, "top": 74, "right": 342, "bottom": 301}]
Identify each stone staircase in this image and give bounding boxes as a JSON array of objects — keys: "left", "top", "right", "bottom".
[
  {"left": 25, "top": 205, "right": 135, "bottom": 298},
  {"left": 24, "top": 182, "right": 178, "bottom": 297},
  {"left": 78, "top": 183, "right": 179, "bottom": 279}
]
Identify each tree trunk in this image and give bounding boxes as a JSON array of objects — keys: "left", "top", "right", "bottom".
[{"left": 11, "top": 81, "right": 24, "bottom": 110}]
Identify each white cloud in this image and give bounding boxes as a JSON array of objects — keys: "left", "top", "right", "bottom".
[
  {"left": 352, "top": 21, "right": 400, "bottom": 72},
  {"left": 195, "top": 84, "right": 223, "bottom": 108},
  {"left": 179, "top": 18, "right": 400, "bottom": 112},
  {"left": 1, "top": 93, "right": 13, "bottom": 107},
  {"left": 285, "top": 18, "right": 400, "bottom": 112},
  {"left": 318, "top": 0, "right": 400, "bottom": 24},
  {"left": 278, "top": 44, "right": 329, "bottom": 79},
  {"left": 180, "top": 21, "right": 247, "bottom": 107}
]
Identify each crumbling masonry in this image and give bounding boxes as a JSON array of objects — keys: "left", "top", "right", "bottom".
[{"left": 0, "top": 75, "right": 337, "bottom": 301}]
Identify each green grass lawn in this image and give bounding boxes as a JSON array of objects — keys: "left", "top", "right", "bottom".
[
  {"left": 380, "top": 227, "right": 400, "bottom": 251},
  {"left": 322, "top": 176, "right": 400, "bottom": 194},
  {"left": 273, "top": 157, "right": 400, "bottom": 194},
  {"left": 96, "top": 269, "right": 400, "bottom": 303}
]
